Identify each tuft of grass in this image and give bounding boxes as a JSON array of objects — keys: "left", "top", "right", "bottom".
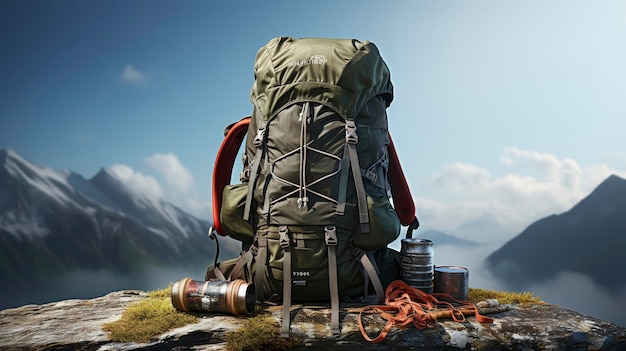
[
  {"left": 225, "top": 314, "right": 299, "bottom": 351},
  {"left": 468, "top": 287, "right": 543, "bottom": 305},
  {"left": 103, "top": 285, "right": 198, "bottom": 343}
]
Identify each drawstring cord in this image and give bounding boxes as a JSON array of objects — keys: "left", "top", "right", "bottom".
[{"left": 298, "top": 102, "right": 310, "bottom": 209}]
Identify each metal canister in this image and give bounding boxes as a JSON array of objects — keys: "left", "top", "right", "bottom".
[
  {"left": 171, "top": 278, "right": 256, "bottom": 316},
  {"left": 434, "top": 265, "right": 469, "bottom": 301},
  {"left": 400, "top": 238, "right": 434, "bottom": 293}
]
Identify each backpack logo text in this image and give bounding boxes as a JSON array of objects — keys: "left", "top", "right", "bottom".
[
  {"left": 292, "top": 271, "right": 311, "bottom": 277},
  {"left": 288, "top": 55, "right": 327, "bottom": 67}
]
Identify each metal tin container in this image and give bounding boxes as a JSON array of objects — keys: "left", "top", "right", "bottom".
[
  {"left": 171, "top": 278, "right": 256, "bottom": 316},
  {"left": 434, "top": 265, "right": 469, "bottom": 301},
  {"left": 400, "top": 238, "right": 434, "bottom": 293}
]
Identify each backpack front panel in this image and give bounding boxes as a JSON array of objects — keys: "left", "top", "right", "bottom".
[
  {"left": 251, "top": 102, "right": 355, "bottom": 228},
  {"left": 244, "top": 96, "right": 400, "bottom": 243},
  {"left": 259, "top": 225, "right": 364, "bottom": 301}
]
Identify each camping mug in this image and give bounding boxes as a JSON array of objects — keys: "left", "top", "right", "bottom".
[
  {"left": 434, "top": 266, "right": 469, "bottom": 301},
  {"left": 171, "top": 278, "right": 256, "bottom": 316}
]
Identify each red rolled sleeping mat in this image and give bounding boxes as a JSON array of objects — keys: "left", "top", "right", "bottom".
[
  {"left": 387, "top": 133, "right": 417, "bottom": 227},
  {"left": 212, "top": 117, "right": 251, "bottom": 236}
]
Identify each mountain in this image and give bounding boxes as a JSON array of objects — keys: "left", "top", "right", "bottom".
[
  {"left": 485, "top": 174, "right": 626, "bottom": 291},
  {"left": 417, "top": 229, "right": 480, "bottom": 247},
  {"left": 0, "top": 149, "right": 238, "bottom": 308}
]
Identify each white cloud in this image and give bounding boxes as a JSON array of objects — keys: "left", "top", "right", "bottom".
[
  {"left": 120, "top": 64, "right": 146, "bottom": 84},
  {"left": 414, "top": 147, "right": 626, "bottom": 243},
  {"left": 145, "top": 153, "right": 194, "bottom": 193},
  {"left": 500, "top": 147, "right": 582, "bottom": 186},
  {"left": 109, "top": 164, "right": 163, "bottom": 198},
  {"left": 143, "top": 153, "right": 211, "bottom": 219},
  {"left": 107, "top": 158, "right": 210, "bottom": 220}
]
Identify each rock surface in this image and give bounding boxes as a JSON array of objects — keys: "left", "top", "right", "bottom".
[{"left": 1, "top": 290, "right": 625, "bottom": 351}]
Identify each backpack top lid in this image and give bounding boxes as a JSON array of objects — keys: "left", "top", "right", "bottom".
[{"left": 250, "top": 37, "right": 394, "bottom": 120}]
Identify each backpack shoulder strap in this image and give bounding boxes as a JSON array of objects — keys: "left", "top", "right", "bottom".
[{"left": 212, "top": 116, "right": 251, "bottom": 236}]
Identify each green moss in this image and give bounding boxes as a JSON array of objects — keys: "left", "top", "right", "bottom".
[
  {"left": 468, "top": 287, "right": 543, "bottom": 305},
  {"left": 225, "top": 314, "right": 299, "bottom": 351},
  {"left": 102, "top": 285, "right": 198, "bottom": 343},
  {"left": 146, "top": 286, "right": 171, "bottom": 299},
  {"left": 101, "top": 284, "right": 539, "bottom": 346}
]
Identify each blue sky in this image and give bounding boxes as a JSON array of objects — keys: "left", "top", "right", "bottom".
[
  {"left": 4, "top": 1, "right": 626, "bottom": 327},
  {"left": 2, "top": 0, "right": 626, "bottom": 244}
]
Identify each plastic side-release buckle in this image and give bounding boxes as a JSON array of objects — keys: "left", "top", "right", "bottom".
[
  {"left": 279, "top": 226, "right": 290, "bottom": 248},
  {"left": 253, "top": 127, "right": 265, "bottom": 148},
  {"left": 325, "top": 225, "right": 337, "bottom": 246},
  {"left": 345, "top": 121, "right": 358, "bottom": 144}
]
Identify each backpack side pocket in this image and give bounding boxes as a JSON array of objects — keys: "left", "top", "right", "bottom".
[
  {"left": 353, "top": 194, "right": 401, "bottom": 250},
  {"left": 220, "top": 183, "right": 254, "bottom": 242}
]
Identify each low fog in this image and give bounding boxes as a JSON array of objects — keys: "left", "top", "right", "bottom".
[
  {"left": 425, "top": 243, "right": 626, "bottom": 328},
  {"left": 2, "top": 243, "right": 624, "bottom": 329},
  {"left": 0, "top": 264, "right": 209, "bottom": 311}
]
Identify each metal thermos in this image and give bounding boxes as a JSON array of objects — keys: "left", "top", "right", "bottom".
[
  {"left": 400, "top": 238, "right": 434, "bottom": 293},
  {"left": 171, "top": 278, "right": 256, "bottom": 316}
]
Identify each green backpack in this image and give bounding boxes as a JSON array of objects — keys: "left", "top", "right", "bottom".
[{"left": 206, "top": 37, "right": 419, "bottom": 337}]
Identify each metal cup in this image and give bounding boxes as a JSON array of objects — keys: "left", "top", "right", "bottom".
[{"left": 434, "top": 265, "right": 469, "bottom": 301}]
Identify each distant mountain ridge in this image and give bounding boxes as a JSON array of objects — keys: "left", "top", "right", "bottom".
[
  {"left": 0, "top": 149, "right": 237, "bottom": 308},
  {"left": 417, "top": 229, "right": 480, "bottom": 247},
  {"left": 486, "top": 174, "right": 626, "bottom": 291}
]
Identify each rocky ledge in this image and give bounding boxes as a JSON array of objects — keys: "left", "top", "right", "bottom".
[{"left": 1, "top": 290, "right": 625, "bottom": 351}]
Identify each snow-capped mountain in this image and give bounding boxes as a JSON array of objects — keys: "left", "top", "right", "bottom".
[{"left": 0, "top": 149, "right": 238, "bottom": 308}]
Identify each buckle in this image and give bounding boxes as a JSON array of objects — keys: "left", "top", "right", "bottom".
[
  {"left": 325, "top": 225, "right": 337, "bottom": 246},
  {"left": 240, "top": 168, "right": 251, "bottom": 182},
  {"left": 345, "top": 121, "right": 358, "bottom": 144},
  {"left": 253, "top": 128, "right": 265, "bottom": 148},
  {"left": 365, "top": 170, "right": 377, "bottom": 182},
  {"left": 279, "top": 226, "right": 290, "bottom": 248}
]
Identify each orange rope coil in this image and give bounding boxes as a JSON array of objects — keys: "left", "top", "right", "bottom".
[{"left": 358, "top": 280, "right": 494, "bottom": 343}]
